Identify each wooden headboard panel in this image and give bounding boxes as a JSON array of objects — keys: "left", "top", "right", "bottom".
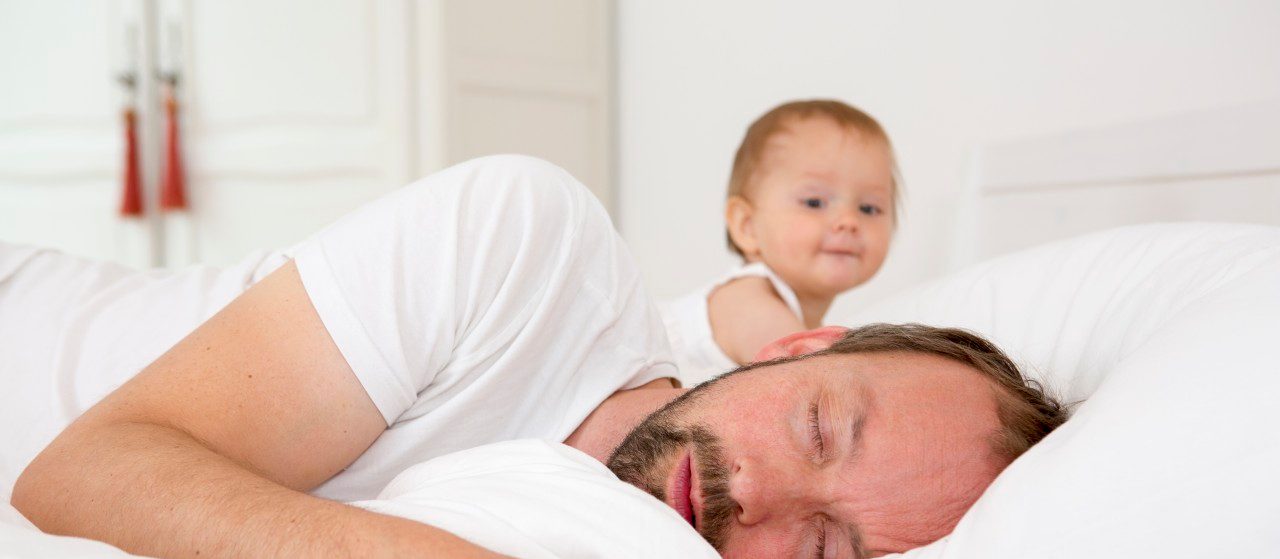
[{"left": 954, "top": 99, "right": 1280, "bottom": 267}]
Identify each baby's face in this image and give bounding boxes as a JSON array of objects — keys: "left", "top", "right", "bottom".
[{"left": 741, "top": 117, "right": 895, "bottom": 300}]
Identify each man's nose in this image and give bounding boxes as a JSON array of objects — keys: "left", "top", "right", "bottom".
[{"left": 729, "top": 456, "right": 802, "bottom": 526}]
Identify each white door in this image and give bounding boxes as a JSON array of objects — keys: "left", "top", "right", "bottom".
[
  {"left": 442, "top": 0, "right": 616, "bottom": 212},
  {"left": 1, "top": 0, "right": 615, "bottom": 268},
  {"left": 0, "top": 0, "right": 155, "bottom": 268},
  {"left": 157, "top": 0, "right": 417, "bottom": 266}
]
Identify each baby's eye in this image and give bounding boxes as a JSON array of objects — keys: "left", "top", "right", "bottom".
[
  {"left": 802, "top": 197, "right": 827, "bottom": 209},
  {"left": 859, "top": 203, "right": 882, "bottom": 216}
]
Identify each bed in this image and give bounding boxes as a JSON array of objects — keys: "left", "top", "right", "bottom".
[
  {"left": 4, "top": 101, "right": 1280, "bottom": 558},
  {"left": 950, "top": 97, "right": 1280, "bottom": 267},
  {"left": 6, "top": 222, "right": 1278, "bottom": 558}
]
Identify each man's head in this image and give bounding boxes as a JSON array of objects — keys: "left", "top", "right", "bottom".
[{"left": 608, "top": 324, "right": 1066, "bottom": 558}]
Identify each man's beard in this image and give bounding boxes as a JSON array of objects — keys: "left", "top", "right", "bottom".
[{"left": 606, "top": 392, "right": 737, "bottom": 551}]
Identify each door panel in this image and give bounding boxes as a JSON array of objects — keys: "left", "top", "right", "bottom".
[
  {"left": 158, "top": 0, "right": 413, "bottom": 266},
  {"left": 443, "top": 0, "right": 614, "bottom": 212},
  {"left": 0, "top": 0, "right": 153, "bottom": 267}
]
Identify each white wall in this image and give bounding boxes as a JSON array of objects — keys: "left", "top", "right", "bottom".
[{"left": 615, "top": 0, "right": 1280, "bottom": 323}]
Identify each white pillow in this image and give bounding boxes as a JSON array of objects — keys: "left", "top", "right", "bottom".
[
  {"left": 0, "top": 441, "right": 711, "bottom": 559},
  {"left": 846, "top": 223, "right": 1280, "bottom": 558},
  {"left": 353, "top": 439, "right": 717, "bottom": 559}
]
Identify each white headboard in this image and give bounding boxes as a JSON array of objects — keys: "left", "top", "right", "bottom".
[{"left": 955, "top": 99, "right": 1280, "bottom": 267}]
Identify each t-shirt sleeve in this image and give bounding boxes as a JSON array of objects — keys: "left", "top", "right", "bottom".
[{"left": 293, "top": 155, "right": 675, "bottom": 425}]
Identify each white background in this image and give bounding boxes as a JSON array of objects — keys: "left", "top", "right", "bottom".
[
  {"left": 614, "top": 0, "right": 1280, "bottom": 322},
  {"left": 3, "top": 0, "right": 1279, "bottom": 324}
]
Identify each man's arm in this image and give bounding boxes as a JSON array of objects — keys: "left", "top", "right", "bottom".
[{"left": 12, "top": 261, "right": 508, "bottom": 558}]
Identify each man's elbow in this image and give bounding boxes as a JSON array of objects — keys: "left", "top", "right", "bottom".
[
  {"left": 11, "top": 452, "right": 57, "bottom": 527},
  {"left": 11, "top": 427, "right": 93, "bottom": 532}
]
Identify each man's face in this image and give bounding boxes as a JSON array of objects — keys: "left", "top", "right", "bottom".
[{"left": 608, "top": 351, "right": 1007, "bottom": 558}]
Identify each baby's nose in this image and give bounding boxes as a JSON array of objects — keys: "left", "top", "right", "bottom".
[{"left": 832, "top": 208, "right": 860, "bottom": 232}]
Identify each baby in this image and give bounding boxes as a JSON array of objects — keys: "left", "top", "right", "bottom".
[{"left": 662, "top": 99, "right": 899, "bottom": 385}]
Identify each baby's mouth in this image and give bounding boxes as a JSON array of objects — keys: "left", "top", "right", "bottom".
[{"left": 822, "top": 247, "right": 861, "bottom": 258}]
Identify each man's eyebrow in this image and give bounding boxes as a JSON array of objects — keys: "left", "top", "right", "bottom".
[
  {"left": 845, "top": 520, "right": 867, "bottom": 559},
  {"left": 845, "top": 383, "right": 874, "bottom": 559},
  {"left": 844, "top": 521, "right": 865, "bottom": 557},
  {"left": 847, "top": 382, "right": 873, "bottom": 460}
]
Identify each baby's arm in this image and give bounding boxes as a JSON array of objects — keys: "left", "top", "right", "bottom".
[{"left": 707, "top": 276, "right": 807, "bottom": 364}]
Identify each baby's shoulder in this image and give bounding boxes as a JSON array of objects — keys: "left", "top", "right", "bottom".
[
  {"left": 706, "top": 276, "right": 805, "bottom": 363},
  {"left": 711, "top": 274, "right": 782, "bottom": 305},
  {"left": 707, "top": 276, "right": 801, "bottom": 329}
]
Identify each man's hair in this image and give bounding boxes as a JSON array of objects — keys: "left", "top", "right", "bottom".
[
  {"left": 723, "top": 323, "right": 1068, "bottom": 461},
  {"left": 725, "top": 99, "right": 900, "bottom": 257}
]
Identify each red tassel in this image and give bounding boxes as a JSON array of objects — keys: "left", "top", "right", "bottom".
[
  {"left": 160, "top": 92, "right": 187, "bottom": 211},
  {"left": 119, "top": 108, "right": 143, "bottom": 217}
]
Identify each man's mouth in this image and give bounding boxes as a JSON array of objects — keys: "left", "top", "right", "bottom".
[{"left": 667, "top": 450, "right": 697, "bottom": 528}]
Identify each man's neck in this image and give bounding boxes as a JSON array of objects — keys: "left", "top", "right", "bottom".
[{"left": 563, "top": 378, "right": 686, "bottom": 463}]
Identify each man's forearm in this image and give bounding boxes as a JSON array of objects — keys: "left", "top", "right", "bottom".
[{"left": 12, "top": 422, "right": 506, "bottom": 559}]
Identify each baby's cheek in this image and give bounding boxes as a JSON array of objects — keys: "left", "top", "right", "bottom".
[
  {"left": 761, "top": 233, "right": 802, "bottom": 264},
  {"left": 779, "top": 221, "right": 821, "bottom": 249},
  {"left": 863, "top": 230, "right": 892, "bottom": 259}
]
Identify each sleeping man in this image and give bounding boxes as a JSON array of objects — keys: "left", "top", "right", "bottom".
[{"left": 8, "top": 155, "right": 1065, "bottom": 558}]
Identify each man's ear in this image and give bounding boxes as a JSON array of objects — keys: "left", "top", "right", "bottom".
[
  {"left": 753, "top": 326, "right": 850, "bottom": 362},
  {"left": 725, "top": 195, "right": 759, "bottom": 258}
]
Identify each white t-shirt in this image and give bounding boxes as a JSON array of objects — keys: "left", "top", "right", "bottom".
[
  {"left": 659, "top": 262, "right": 803, "bottom": 386},
  {"left": 0, "top": 155, "right": 676, "bottom": 503},
  {"left": 298, "top": 155, "right": 676, "bottom": 500}
]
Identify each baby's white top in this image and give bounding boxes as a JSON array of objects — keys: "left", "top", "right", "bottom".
[{"left": 659, "top": 262, "right": 803, "bottom": 387}]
